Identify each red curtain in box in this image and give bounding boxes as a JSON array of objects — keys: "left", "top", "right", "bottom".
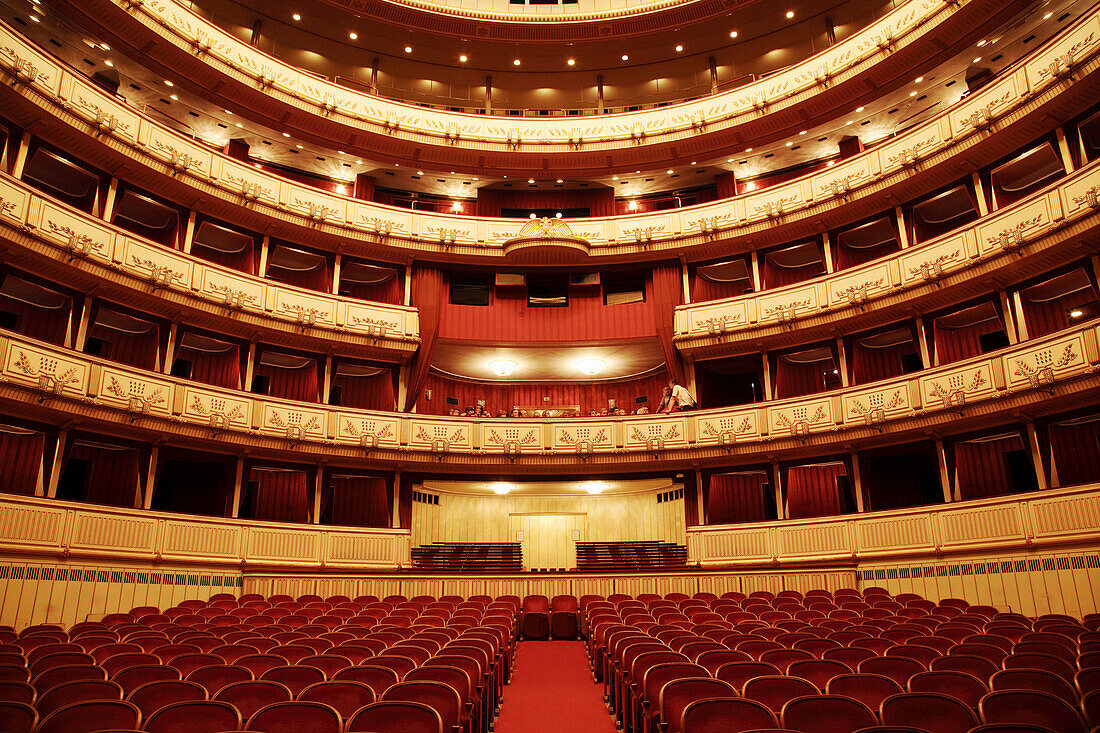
[
  {"left": 954, "top": 435, "right": 1026, "bottom": 500},
  {"left": 327, "top": 476, "right": 390, "bottom": 528},
  {"left": 476, "top": 188, "right": 615, "bottom": 217},
  {"left": 341, "top": 276, "right": 403, "bottom": 305},
  {"left": 268, "top": 264, "right": 331, "bottom": 293},
  {"left": 192, "top": 245, "right": 256, "bottom": 275},
  {"left": 87, "top": 323, "right": 158, "bottom": 371},
  {"left": 398, "top": 482, "right": 412, "bottom": 529},
  {"left": 0, "top": 432, "right": 43, "bottom": 495},
  {"left": 834, "top": 240, "right": 900, "bottom": 271},
  {"left": 762, "top": 259, "right": 818, "bottom": 289},
  {"left": 182, "top": 346, "right": 241, "bottom": 390},
  {"left": 691, "top": 275, "right": 750, "bottom": 302},
  {"left": 249, "top": 469, "right": 310, "bottom": 523},
  {"left": 255, "top": 361, "right": 320, "bottom": 403},
  {"left": 933, "top": 315, "right": 1003, "bottom": 365},
  {"left": 715, "top": 172, "right": 736, "bottom": 200},
  {"left": 787, "top": 463, "right": 847, "bottom": 519},
  {"left": 685, "top": 477, "right": 700, "bottom": 527},
  {"left": 68, "top": 444, "right": 141, "bottom": 508},
  {"left": 416, "top": 371, "right": 669, "bottom": 416},
  {"left": 652, "top": 264, "right": 685, "bottom": 385},
  {"left": 706, "top": 473, "right": 768, "bottom": 525},
  {"left": 404, "top": 267, "right": 446, "bottom": 411},
  {"left": 0, "top": 293, "right": 70, "bottom": 345},
  {"left": 333, "top": 371, "right": 396, "bottom": 411},
  {"left": 775, "top": 358, "right": 826, "bottom": 399},
  {"left": 851, "top": 342, "right": 911, "bottom": 385},
  {"left": 1049, "top": 419, "right": 1100, "bottom": 487},
  {"left": 1022, "top": 286, "right": 1099, "bottom": 338}
]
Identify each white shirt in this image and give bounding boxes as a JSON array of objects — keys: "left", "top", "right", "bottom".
[{"left": 670, "top": 384, "right": 695, "bottom": 407}]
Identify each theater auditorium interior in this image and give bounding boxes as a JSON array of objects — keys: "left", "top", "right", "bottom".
[{"left": 0, "top": 0, "right": 1097, "bottom": 729}]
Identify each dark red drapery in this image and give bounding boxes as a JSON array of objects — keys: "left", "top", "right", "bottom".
[
  {"left": 68, "top": 444, "right": 141, "bottom": 508},
  {"left": 933, "top": 314, "right": 1004, "bottom": 365},
  {"left": 691, "top": 274, "right": 750, "bottom": 302},
  {"left": 405, "top": 267, "right": 446, "bottom": 411},
  {"left": 685, "top": 477, "right": 700, "bottom": 527},
  {"left": 775, "top": 358, "right": 827, "bottom": 399},
  {"left": 255, "top": 360, "right": 320, "bottom": 403},
  {"left": 476, "top": 188, "right": 615, "bottom": 217},
  {"left": 180, "top": 346, "right": 241, "bottom": 390},
  {"left": 706, "top": 472, "right": 768, "bottom": 525},
  {"left": 87, "top": 323, "right": 158, "bottom": 371},
  {"left": 0, "top": 432, "right": 43, "bottom": 495},
  {"left": 834, "top": 240, "right": 900, "bottom": 271},
  {"left": 341, "top": 275, "right": 403, "bottom": 306},
  {"left": 417, "top": 370, "right": 669, "bottom": 416},
  {"left": 1022, "top": 286, "right": 1099, "bottom": 338},
  {"left": 954, "top": 435, "right": 1027, "bottom": 500},
  {"left": 1049, "top": 419, "right": 1100, "bottom": 487},
  {"left": 0, "top": 293, "right": 70, "bottom": 345},
  {"left": 651, "top": 264, "right": 685, "bottom": 385},
  {"left": 851, "top": 342, "right": 911, "bottom": 385},
  {"left": 326, "top": 476, "right": 390, "bottom": 528},
  {"left": 333, "top": 370, "right": 396, "bottom": 411},
  {"left": 249, "top": 468, "right": 311, "bottom": 523},
  {"left": 786, "top": 463, "right": 847, "bottom": 519},
  {"left": 715, "top": 172, "right": 736, "bottom": 200},
  {"left": 267, "top": 264, "right": 331, "bottom": 293},
  {"left": 192, "top": 243, "right": 256, "bottom": 275}
]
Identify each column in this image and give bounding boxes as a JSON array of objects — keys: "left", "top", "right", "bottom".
[
  {"left": 332, "top": 251, "right": 343, "bottom": 295},
  {"left": 162, "top": 322, "right": 178, "bottom": 374},
  {"left": 1055, "top": 127, "right": 1076, "bottom": 173},
  {"left": 243, "top": 341, "right": 257, "bottom": 392},
  {"left": 694, "top": 469, "right": 705, "bottom": 526},
  {"left": 935, "top": 438, "right": 956, "bottom": 502},
  {"left": 972, "top": 172, "right": 990, "bottom": 214},
  {"left": 750, "top": 250, "right": 762, "bottom": 291},
  {"left": 322, "top": 355, "right": 334, "bottom": 404},
  {"left": 1011, "top": 290, "right": 1030, "bottom": 342},
  {"left": 915, "top": 316, "right": 935, "bottom": 368},
  {"left": 101, "top": 177, "right": 120, "bottom": 223},
  {"left": 45, "top": 429, "right": 68, "bottom": 498},
  {"left": 230, "top": 456, "right": 245, "bottom": 518},
  {"left": 999, "top": 290, "right": 1019, "bottom": 344},
  {"left": 761, "top": 351, "right": 773, "bottom": 399},
  {"left": 258, "top": 235, "right": 271, "bottom": 279},
  {"left": 836, "top": 337, "right": 850, "bottom": 388},
  {"left": 392, "top": 470, "right": 401, "bottom": 529},
  {"left": 10, "top": 131, "right": 31, "bottom": 179},
  {"left": 74, "top": 296, "right": 94, "bottom": 352},
  {"left": 850, "top": 451, "right": 865, "bottom": 513},
  {"left": 680, "top": 257, "right": 691, "bottom": 304},
  {"left": 1025, "top": 422, "right": 1049, "bottom": 490},
  {"left": 312, "top": 467, "right": 323, "bottom": 524},
  {"left": 894, "top": 207, "right": 911, "bottom": 249},
  {"left": 404, "top": 263, "right": 413, "bottom": 306},
  {"left": 771, "top": 461, "right": 786, "bottom": 519},
  {"left": 181, "top": 210, "right": 198, "bottom": 254},
  {"left": 822, "top": 232, "right": 835, "bottom": 274},
  {"left": 142, "top": 444, "right": 160, "bottom": 510}
]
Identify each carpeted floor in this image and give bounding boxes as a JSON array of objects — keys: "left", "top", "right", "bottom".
[{"left": 494, "top": 640, "right": 618, "bottom": 733}]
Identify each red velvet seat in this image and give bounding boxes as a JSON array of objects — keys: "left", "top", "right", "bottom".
[
  {"left": 990, "top": 668, "right": 1078, "bottom": 706},
  {"left": 212, "top": 679, "right": 293, "bottom": 719},
  {"left": 787, "top": 659, "right": 852, "bottom": 690},
  {"left": 299, "top": 680, "right": 376, "bottom": 720},
  {"left": 35, "top": 699, "right": 142, "bottom": 733},
  {"left": 907, "top": 670, "right": 989, "bottom": 708},
  {"left": 144, "top": 699, "right": 242, "bottom": 733},
  {"left": 261, "top": 665, "right": 326, "bottom": 695},
  {"left": 826, "top": 673, "right": 904, "bottom": 712},
  {"left": 658, "top": 677, "right": 738, "bottom": 733},
  {"left": 520, "top": 596, "right": 550, "bottom": 640},
  {"left": 681, "top": 697, "right": 778, "bottom": 733},
  {"left": 31, "top": 663, "right": 107, "bottom": 694},
  {"left": 550, "top": 595, "right": 579, "bottom": 640},
  {"left": 880, "top": 691, "right": 980, "bottom": 733},
  {"left": 125, "top": 679, "right": 206, "bottom": 718},
  {"left": 856, "top": 657, "right": 925, "bottom": 687},
  {"left": 36, "top": 678, "right": 123, "bottom": 717},
  {"left": 780, "top": 693, "right": 877, "bottom": 733},
  {"left": 347, "top": 700, "right": 444, "bottom": 732},
  {"left": 979, "top": 689, "right": 1088, "bottom": 733},
  {"left": 0, "top": 701, "right": 36, "bottom": 732},
  {"left": 186, "top": 663, "right": 254, "bottom": 694},
  {"left": 714, "top": 661, "right": 781, "bottom": 693},
  {"left": 246, "top": 700, "right": 343, "bottom": 732},
  {"left": 0, "top": 680, "right": 34, "bottom": 705},
  {"left": 742, "top": 676, "right": 818, "bottom": 713}
]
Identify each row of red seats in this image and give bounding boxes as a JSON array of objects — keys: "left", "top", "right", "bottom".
[
  {"left": 0, "top": 598, "right": 521, "bottom": 732},
  {"left": 586, "top": 588, "right": 1099, "bottom": 733}
]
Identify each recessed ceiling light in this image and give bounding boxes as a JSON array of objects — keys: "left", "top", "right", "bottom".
[
  {"left": 416, "top": 170, "right": 424, "bottom": 175},
  {"left": 282, "top": 132, "right": 291, "bottom": 137},
  {"left": 976, "top": 40, "right": 986, "bottom": 47},
  {"left": 404, "top": 46, "right": 412, "bottom": 53},
  {"left": 555, "top": 212, "right": 562, "bottom": 218},
  {"left": 459, "top": 54, "right": 467, "bottom": 62},
  {"left": 909, "top": 91, "right": 917, "bottom": 97},
  {"left": 855, "top": 106, "right": 864, "bottom": 112},
  {"left": 100, "top": 43, "right": 110, "bottom": 50},
  {"left": 224, "top": 109, "right": 232, "bottom": 114},
  {"left": 169, "top": 94, "right": 178, "bottom": 100},
  {"left": 235, "top": 122, "right": 243, "bottom": 128},
  {"left": 621, "top": 54, "right": 629, "bottom": 61},
  {"left": 675, "top": 45, "right": 683, "bottom": 52},
  {"left": 628, "top": 200, "right": 638, "bottom": 210},
  {"left": 1043, "top": 11, "right": 1053, "bottom": 18},
  {"left": 472, "top": 177, "right": 479, "bottom": 181},
  {"left": 356, "top": 160, "right": 363, "bottom": 164},
  {"left": 729, "top": 30, "right": 738, "bottom": 38},
  {"left": 580, "top": 481, "right": 607, "bottom": 495},
  {"left": 513, "top": 59, "right": 521, "bottom": 66},
  {"left": 567, "top": 58, "right": 575, "bottom": 66},
  {"left": 611, "top": 175, "right": 618, "bottom": 180},
  {"left": 914, "top": 76, "right": 924, "bottom": 83},
  {"left": 973, "top": 57, "right": 982, "bottom": 63},
  {"left": 745, "top": 147, "right": 753, "bottom": 152},
  {"left": 845, "top": 120, "right": 853, "bottom": 125},
  {"left": 296, "top": 144, "right": 303, "bottom": 148},
  {"left": 528, "top": 178, "right": 536, "bottom": 184},
  {"left": 29, "top": 15, "right": 39, "bottom": 22},
  {"left": 104, "top": 59, "right": 114, "bottom": 67},
  {"left": 338, "top": 150, "right": 345, "bottom": 154},
  {"left": 578, "top": 358, "right": 605, "bottom": 375},
  {"left": 487, "top": 482, "right": 514, "bottom": 495},
  {"left": 785, "top": 141, "right": 792, "bottom": 146},
  {"left": 690, "top": 161, "right": 696, "bottom": 165},
  {"left": 349, "top": 32, "right": 357, "bottom": 40},
  {"left": 785, "top": 10, "right": 794, "bottom": 18},
  {"left": 666, "top": 169, "right": 674, "bottom": 175},
  {"left": 556, "top": 178, "right": 563, "bottom": 183},
  {"left": 799, "top": 130, "right": 807, "bottom": 135},
  {"left": 1070, "top": 309, "right": 1084, "bottom": 318},
  {"left": 164, "top": 80, "right": 174, "bottom": 87},
  {"left": 292, "top": 13, "right": 300, "bottom": 21}
]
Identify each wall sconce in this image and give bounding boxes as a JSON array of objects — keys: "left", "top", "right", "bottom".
[
  {"left": 790, "top": 421, "right": 810, "bottom": 442},
  {"left": 864, "top": 407, "right": 886, "bottom": 432},
  {"left": 919, "top": 261, "right": 944, "bottom": 283},
  {"left": 209, "top": 413, "right": 228, "bottom": 437},
  {"left": 360, "top": 433, "right": 378, "bottom": 452},
  {"left": 36, "top": 374, "right": 62, "bottom": 403},
  {"left": 127, "top": 396, "right": 149, "bottom": 423},
  {"left": 1027, "top": 366, "right": 1055, "bottom": 395}
]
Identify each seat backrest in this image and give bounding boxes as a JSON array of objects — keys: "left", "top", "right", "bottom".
[
  {"left": 978, "top": 689, "right": 1088, "bottom": 733},
  {"left": 658, "top": 677, "right": 737, "bottom": 733},
  {"left": 551, "top": 595, "right": 579, "bottom": 612},
  {"left": 908, "top": 670, "right": 989, "bottom": 708},
  {"left": 299, "top": 680, "right": 376, "bottom": 719},
  {"left": 641, "top": 663, "right": 709, "bottom": 706},
  {"left": 125, "top": 679, "right": 207, "bottom": 718},
  {"left": 185, "top": 663, "right": 253, "bottom": 694},
  {"left": 212, "top": 679, "right": 292, "bottom": 719},
  {"left": 246, "top": 700, "right": 343, "bottom": 732},
  {"left": 381, "top": 680, "right": 463, "bottom": 730},
  {"left": 857, "top": 656, "right": 926, "bottom": 687},
  {"left": 786, "top": 659, "right": 852, "bottom": 690},
  {"left": 36, "top": 678, "right": 123, "bottom": 717},
  {"left": 695, "top": 650, "right": 750, "bottom": 676},
  {"left": 1002, "top": 652, "right": 1076, "bottom": 682},
  {"left": 713, "top": 661, "right": 782, "bottom": 693},
  {"left": 679, "top": 697, "right": 777, "bottom": 733},
  {"left": 742, "top": 675, "right": 818, "bottom": 713},
  {"left": 406, "top": 666, "right": 472, "bottom": 704},
  {"left": 346, "top": 700, "right": 444, "bottom": 732},
  {"left": 334, "top": 663, "right": 402, "bottom": 694},
  {"left": 780, "top": 693, "right": 877, "bottom": 733},
  {"left": 522, "top": 595, "right": 550, "bottom": 613},
  {"left": 880, "top": 691, "right": 981, "bottom": 733},
  {"left": 144, "top": 699, "right": 242, "bottom": 733},
  {"left": 35, "top": 698, "right": 142, "bottom": 733}
]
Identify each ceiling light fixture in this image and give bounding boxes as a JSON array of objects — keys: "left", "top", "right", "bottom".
[
  {"left": 416, "top": 170, "right": 424, "bottom": 175},
  {"left": 785, "top": 141, "right": 793, "bottom": 146},
  {"left": 100, "top": 43, "right": 110, "bottom": 50},
  {"left": 628, "top": 200, "right": 638, "bottom": 211},
  {"left": 729, "top": 30, "right": 738, "bottom": 38},
  {"left": 580, "top": 481, "right": 608, "bottom": 495},
  {"left": 973, "top": 57, "right": 982, "bottom": 63},
  {"left": 513, "top": 59, "right": 521, "bottom": 66},
  {"left": 666, "top": 169, "right": 674, "bottom": 175},
  {"left": 282, "top": 132, "right": 291, "bottom": 137},
  {"left": 785, "top": 10, "right": 794, "bottom": 18},
  {"left": 556, "top": 178, "right": 564, "bottom": 183},
  {"left": 621, "top": 54, "right": 629, "bottom": 61},
  {"left": 675, "top": 44, "right": 683, "bottom": 52},
  {"left": 555, "top": 212, "right": 562, "bottom": 218},
  {"left": 164, "top": 80, "right": 174, "bottom": 87},
  {"left": 104, "top": 59, "right": 114, "bottom": 67},
  {"left": 489, "top": 359, "right": 517, "bottom": 377},
  {"left": 745, "top": 147, "right": 753, "bottom": 152},
  {"left": 528, "top": 178, "right": 536, "bottom": 184},
  {"left": 487, "top": 482, "right": 514, "bottom": 495},
  {"left": 567, "top": 58, "right": 576, "bottom": 66},
  {"left": 169, "top": 94, "right": 178, "bottom": 100},
  {"left": 292, "top": 12, "right": 301, "bottom": 20},
  {"left": 1070, "top": 309, "right": 1084, "bottom": 318},
  {"left": 451, "top": 202, "right": 461, "bottom": 212},
  {"left": 1043, "top": 11, "right": 1053, "bottom": 19},
  {"left": 743, "top": 181, "right": 756, "bottom": 191},
  {"left": 977, "top": 40, "right": 987, "bottom": 47},
  {"left": 855, "top": 106, "right": 864, "bottom": 112},
  {"left": 799, "top": 130, "right": 807, "bottom": 135},
  {"left": 459, "top": 54, "right": 468, "bottom": 62},
  {"left": 404, "top": 46, "right": 413, "bottom": 53},
  {"left": 578, "top": 358, "right": 606, "bottom": 375},
  {"left": 914, "top": 76, "right": 924, "bottom": 83},
  {"left": 296, "top": 144, "right": 303, "bottom": 148},
  {"left": 349, "top": 32, "right": 357, "bottom": 40}
]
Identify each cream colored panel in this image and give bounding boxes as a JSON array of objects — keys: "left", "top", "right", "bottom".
[
  {"left": 95, "top": 368, "right": 174, "bottom": 419},
  {"left": 949, "top": 73, "right": 1022, "bottom": 140},
  {"left": 32, "top": 199, "right": 116, "bottom": 265},
  {"left": 1061, "top": 163, "right": 1100, "bottom": 220},
  {"left": 1024, "top": 13, "right": 1100, "bottom": 91},
  {"left": 0, "top": 24, "right": 62, "bottom": 96},
  {"left": 139, "top": 123, "right": 212, "bottom": 180},
  {"left": 938, "top": 503, "right": 1024, "bottom": 547},
  {"left": 161, "top": 521, "right": 241, "bottom": 561},
  {"left": 70, "top": 513, "right": 157, "bottom": 556},
  {"left": 843, "top": 379, "right": 913, "bottom": 426},
  {"left": 1002, "top": 331, "right": 1088, "bottom": 391},
  {"left": 343, "top": 302, "right": 411, "bottom": 339},
  {"left": 0, "top": 502, "right": 66, "bottom": 551},
  {"left": 0, "top": 176, "right": 30, "bottom": 225},
  {"left": 695, "top": 410, "right": 762, "bottom": 446},
  {"left": 624, "top": 417, "right": 688, "bottom": 450},
  {"left": 195, "top": 267, "right": 265, "bottom": 313},
  {"left": 282, "top": 185, "right": 348, "bottom": 225},
  {"left": 919, "top": 359, "right": 998, "bottom": 413},
  {"left": 120, "top": 238, "right": 193, "bottom": 291},
  {"left": 3, "top": 342, "right": 88, "bottom": 399},
  {"left": 65, "top": 73, "right": 141, "bottom": 147},
  {"left": 212, "top": 158, "right": 280, "bottom": 207},
  {"left": 975, "top": 194, "right": 1056, "bottom": 258},
  {"left": 269, "top": 286, "right": 337, "bottom": 329},
  {"left": 768, "top": 397, "right": 836, "bottom": 438},
  {"left": 178, "top": 388, "right": 251, "bottom": 430},
  {"left": 551, "top": 421, "right": 614, "bottom": 452},
  {"left": 408, "top": 420, "right": 472, "bottom": 451},
  {"left": 898, "top": 232, "right": 971, "bottom": 287},
  {"left": 334, "top": 414, "right": 401, "bottom": 449},
  {"left": 757, "top": 282, "right": 821, "bottom": 326},
  {"left": 745, "top": 180, "right": 808, "bottom": 222},
  {"left": 256, "top": 402, "right": 327, "bottom": 442},
  {"left": 1029, "top": 491, "right": 1100, "bottom": 537},
  {"left": 482, "top": 423, "right": 544, "bottom": 453},
  {"left": 246, "top": 527, "right": 320, "bottom": 564},
  {"left": 828, "top": 260, "right": 894, "bottom": 308},
  {"left": 348, "top": 202, "right": 411, "bottom": 237}
]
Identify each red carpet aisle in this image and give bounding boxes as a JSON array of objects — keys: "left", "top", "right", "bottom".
[{"left": 494, "top": 641, "right": 618, "bottom": 733}]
